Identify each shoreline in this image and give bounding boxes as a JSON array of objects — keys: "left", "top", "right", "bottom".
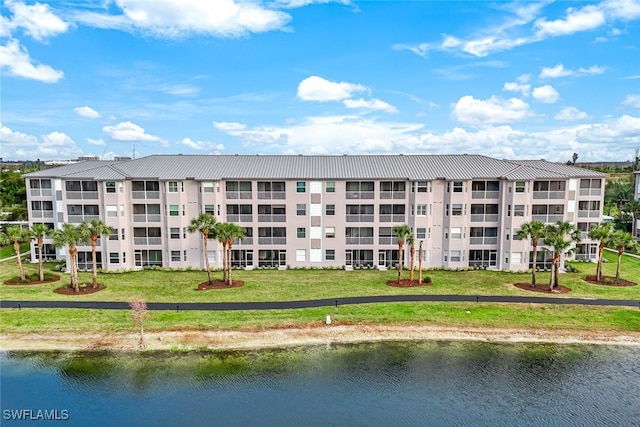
[{"left": 2, "top": 325, "right": 640, "bottom": 352}]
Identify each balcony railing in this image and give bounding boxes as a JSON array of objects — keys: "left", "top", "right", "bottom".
[
  {"left": 379, "top": 191, "right": 406, "bottom": 199},
  {"left": 30, "top": 189, "right": 53, "bottom": 197},
  {"left": 379, "top": 214, "right": 406, "bottom": 222},
  {"left": 532, "top": 214, "right": 564, "bottom": 223},
  {"left": 579, "top": 188, "right": 602, "bottom": 196},
  {"left": 533, "top": 191, "right": 565, "bottom": 199},
  {"left": 469, "top": 237, "right": 498, "bottom": 245},
  {"left": 68, "top": 215, "right": 99, "bottom": 223},
  {"left": 346, "top": 191, "right": 374, "bottom": 199},
  {"left": 31, "top": 211, "right": 54, "bottom": 218},
  {"left": 578, "top": 210, "right": 600, "bottom": 218},
  {"left": 133, "top": 237, "right": 162, "bottom": 245},
  {"left": 575, "top": 253, "right": 595, "bottom": 261},
  {"left": 346, "top": 237, "right": 374, "bottom": 245},
  {"left": 65, "top": 191, "right": 98, "bottom": 200},
  {"left": 257, "top": 237, "right": 287, "bottom": 245},
  {"left": 470, "top": 214, "right": 499, "bottom": 222},
  {"left": 258, "top": 214, "right": 287, "bottom": 222},
  {"left": 346, "top": 214, "right": 374, "bottom": 222},
  {"left": 234, "top": 237, "right": 253, "bottom": 245},
  {"left": 471, "top": 191, "right": 499, "bottom": 199},
  {"left": 226, "top": 214, "right": 253, "bottom": 222},
  {"left": 132, "top": 191, "right": 160, "bottom": 199},
  {"left": 133, "top": 214, "right": 161, "bottom": 223},
  {"left": 257, "top": 191, "right": 286, "bottom": 200},
  {"left": 226, "top": 191, "right": 253, "bottom": 200},
  {"left": 378, "top": 237, "right": 397, "bottom": 245}
]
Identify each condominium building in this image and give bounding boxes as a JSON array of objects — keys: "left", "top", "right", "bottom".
[{"left": 24, "top": 154, "right": 606, "bottom": 272}]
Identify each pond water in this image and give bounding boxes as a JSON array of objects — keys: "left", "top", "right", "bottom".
[{"left": 2, "top": 342, "right": 639, "bottom": 426}]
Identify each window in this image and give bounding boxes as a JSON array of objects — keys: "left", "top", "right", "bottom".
[
  {"left": 511, "top": 252, "right": 523, "bottom": 264},
  {"left": 450, "top": 250, "right": 461, "bottom": 262},
  {"left": 107, "top": 205, "right": 118, "bottom": 217},
  {"left": 416, "top": 205, "right": 427, "bottom": 216},
  {"left": 297, "top": 181, "right": 306, "bottom": 193},
  {"left": 326, "top": 249, "right": 335, "bottom": 261},
  {"left": 168, "top": 181, "right": 178, "bottom": 193},
  {"left": 205, "top": 205, "right": 215, "bottom": 215},
  {"left": 453, "top": 181, "right": 463, "bottom": 192},
  {"left": 514, "top": 205, "right": 525, "bottom": 217},
  {"left": 297, "top": 227, "right": 306, "bottom": 238},
  {"left": 416, "top": 228, "right": 426, "bottom": 239},
  {"left": 109, "top": 229, "right": 118, "bottom": 241},
  {"left": 416, "top": 181, "right": 428, "bottom": 192},
  {"left": 452, "top": 204, "right": 463, "bottom": 216},
  {"left": 202, "top": 182, "right": 215, "bottom": 193},
  {"left": 450, "top": 227, "right": 462, "bottom": 239},
  {"left": 325, "top": 227, "right": 335, "bottom": 238},
  {"left": 326, "top": 204, "right": 335, "bottom": 216},
  {"left": 121, "top": 228, "right": 125, "bottom": 240},
  {"left": 109, "top": 252, "right": 119, "bottom": 264},
  {"left": 296, "top": 249, "right": 306, "bottom": 262},
  {"left": 106, "top": 181, "right": 116, "bottom": 193},
  {"left": 326, "top": 181, "right": 335, "bottom": 193},
  {"left": 171, "top": 251, "right": 181, "bottom": 262},
  {"left": 170, "top": 227, "right": 180, "bottom": 239},
  {"left": 297, "top": 204, "right": 306, "bottom": 215},
  {"left": 515, "top": 181, "right": 525, "bottom": 193},
  {"left": 169, "top": 205, "right": 179, "bottom": 216}
]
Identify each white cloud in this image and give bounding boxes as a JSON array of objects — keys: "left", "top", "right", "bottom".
[
  {"left": 451, "top": 95, "right": 534, "bottom": 125},
  {"left": 179, "top": 137, "right": 224, "bottom": 152},
  {"left": 622, "top": 94, "right": 640, "bottom": 108},
  {"left": 86, "top": 138, "right": 106, "bottom": 146},
  {"left": 213, "top": 121, "right": 246, "bottom": 131},
  {"left": 540, "top": 64, "right": 605, "bottom": 79},
  {"left": 0, "top": 123, "right": 82, "bottom": 159},
  {"left": 75, "top": 0, "right": 291, "bottom": 38},
  {"left": 554, "top": 107, "right": 589, "bottom": 121},
  {"left": 297, "top": 76, "right": 366, "bottom": 102},
  {"left": 0, "top": 39, "right": 64, "bottom": 83},
  {"left": 575, "top": 115, "right": 640, "bottom": 144},
  {"left": 603, "top": 0, "right": 640, "bottom": 20},
  {"left": 532, "top": 85, "right": 560, "bottom": 103},
  {"left": 74, "top": 106, "right": 101, "bottom": 119},
  {"left": 103, "top": 121, "right": 162, "bottom": 142},
  {"left": 3, "top": 0, "right": 69, "bottom": 42},
  {"left": 503, "top": 75, "right": 531, "bottom": 97},
  {"left": 534, "top": 5, "right": 605, "bottom": 37},
  {"left": 343, "top": 98, "right": 398, "bottom": 113}
]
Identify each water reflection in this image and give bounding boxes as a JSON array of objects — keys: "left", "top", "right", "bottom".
[{"left": 2, "top": 342, "right": 639, "bottom": 426}]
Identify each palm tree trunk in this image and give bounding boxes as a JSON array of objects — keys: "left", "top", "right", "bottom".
[
  {"left": 531, "top": 244, "right": 537, "bottom": 288},
  {"left": 222, "top": 242, "right": 227, "bottom": 282},
  {"left": 409, "top": 245, "right": 415, "bottom": 282},
  {"left": 70, "top": 246, "right": 79, "bottom": 292},
  {"left": 91, "top": 237, "right": 98, "bottom": 288},
  {"left": 418, "top": 241, "right": 423, "bottom": 284},
  {"left": 596, "top": 243, "right": 604, "bottom": 282},
  {"left": 397, "top": 242, "right": 404, "bottom": 281},
  {"left": 37, "top": 237, "right": 44, "bottom": 282},
  {"left": 616, "top": 251, "right": 623, "bottom": 284},
  {"left": 227, "top": 240, "right": 233, "bottom": 286},
  {"left": 553, "top": 252, "right": 560, "bottom": 289},
  {"left": 14, "top": 241, "right": 25, "bottom": 282},
  {"left": 203, "top": 235, "right": 212, "bottom": 285}
]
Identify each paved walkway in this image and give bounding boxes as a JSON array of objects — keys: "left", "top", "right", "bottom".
[{"left": 2, "top": 294, "right": 638, "bottom": 311}]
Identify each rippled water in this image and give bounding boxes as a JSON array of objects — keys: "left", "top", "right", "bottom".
[{"left": 2, "top": 342, "right": 640, "bottom": 426}]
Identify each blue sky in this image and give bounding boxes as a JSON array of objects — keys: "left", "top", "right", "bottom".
[{"left": 1, "top": 0, "right": 639, "bottom": 162}]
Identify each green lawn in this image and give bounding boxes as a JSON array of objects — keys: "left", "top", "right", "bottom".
[
  {"left": 0, "top": 242, "right": 30, "bottom": 260},
  {"left": 1, "top": 252, "right": 639, "bottom": 335}
]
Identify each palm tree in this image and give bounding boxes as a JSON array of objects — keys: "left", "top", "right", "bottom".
[
  {"left": 418, "top": 240, "right": 424, "bottom": 284},
  {"left": 30, "top": 223, "right": 51, "bottom": 282},
  {"left": 516, "top": 220, "right": 546, "bottom": 288},
  {"left": 218, "top": 223, "right": 245, "bottom": 285},
  {"left": 392, "top": 224, "right": 412, "bottom": 281},
  {"left": 214, "top": 222, "right": 231, "bottom": 283},
  {"left": 2, "top": 225, "right": 30, "bottom": 282},
  {"left": 544, "top": 221, "right": 580, "bottom": 291},
  {"left": 79, "top": 219, "right": 113, "bottom": 288},
  {"left": 587, "top": 222, "right": 614, "bottom": 282},
  {"left": 188, "top": 213, "right": 218, "bottom": 285},
  {"left": 408, "top": 234, "right": 416, "bottom": 281},
  {"left": 610, "top": 230, "right": 639, "bottom": 284},
  {"left": 51, "top": 223, "right": 84, "bottom": 292},
  {"left": 623, "top": 200, "right": 640, "bottom": 240}
]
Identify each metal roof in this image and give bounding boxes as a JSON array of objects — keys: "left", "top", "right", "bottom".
[{"left": 24, "top": 154, "right": 607, "bottom": 181}]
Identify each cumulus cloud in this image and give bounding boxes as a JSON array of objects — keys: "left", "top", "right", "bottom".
[
  {"left": 623, "top": 94, "right": 640, "bottom": 108},
  {"left": 554, "top": 107, "right": 589, "bottom": 121},
  {"left": 74, "top": 106, "right": 100, "bottom": 119},
  {"left": 297, "top": 76, "right": 367, "bottom": 102},
  {"left": 103, "top": 121, "right": 162, "bottom": 142},
  {"left": 0, "top": 122, "right": 82, "bottom": 159},
  {"left": 0, "top": 39, "right": 64, "bottom": 83},
  {"left": 73, "top": 0, "right": 291, "bottom": 38},
  {"left": 534, "top": 5, "right": 605, "bottom": 37},
  {"left": 179, "top": 137, "right": 224, "bottom": 152},
  {"left": 86, "top": 138, "right": 106, "bottom": 146},
  {"left": 575, "top": 115, "right": 640, "bottom": 144},
  {"left": 503, "top": 74, "right": 531, "bottom": 97},
  {"left": 451, "top": 95, "right": 534, "bottom": 125},
  {"left": 213, "top": 121, "right": 247, "bottom": 131},
  {"left": 540, "top": 64, "right": 605, "bottom": 79},
  {"left": 3, "top": 0, "right": 70, "bottom": 42},
  {"left": 343, "top": 98, "right": 398, "bottom": 113},
  {"left": 532, "top": 85, "right": 560, "bottom": 103}
]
